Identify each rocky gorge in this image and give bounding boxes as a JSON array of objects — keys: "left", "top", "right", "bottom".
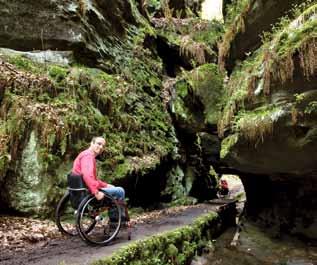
[{"left": 0, "top": 0, "right": 316, "bottom": 245}]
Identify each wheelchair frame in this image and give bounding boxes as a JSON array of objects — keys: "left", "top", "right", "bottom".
[{"left": 55, "top": 175, "right": 131, "bottom": 245}]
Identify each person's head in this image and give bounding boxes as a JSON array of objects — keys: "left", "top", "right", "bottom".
[
  {"left": 89, "top": 136, "right": 106, "bottom": 156},
  {"left": 220, "top": 179, "right": 228, "bottom": 187}
]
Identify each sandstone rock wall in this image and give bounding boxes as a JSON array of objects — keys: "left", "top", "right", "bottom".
[
  {"left": 0, "top": 0, "right": 136, "bottom": 65},
  {"left": 219, "top": 2, "right": 317, "bottom": 239},
  {"left": 219, "top": 0, "right": 303, "bottom": 72}
]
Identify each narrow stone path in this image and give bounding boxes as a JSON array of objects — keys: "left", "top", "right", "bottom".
[{"left": 0, "top": 203, "right": 228, "bottom": 265}]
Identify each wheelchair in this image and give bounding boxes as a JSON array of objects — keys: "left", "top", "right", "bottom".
[{"left": 55, "top": 173, "right": 131, "bottom": 245}]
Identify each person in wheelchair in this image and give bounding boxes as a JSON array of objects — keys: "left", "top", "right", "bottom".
[{"left": 70, "top": 136, "right": 126, "bottom": 220}]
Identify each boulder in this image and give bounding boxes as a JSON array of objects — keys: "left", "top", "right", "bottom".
[
  {"left": 3, "top": 131, "right": 68, "bottom": 215},
  {"left": 0, "top": 48, "right": 74, "bottom": 65},
  {"left": 219, "top": 0, "right": 303, "bottom": 72},
  {"left": 0, "top": 0, "right": 136, "bottom": 65}
]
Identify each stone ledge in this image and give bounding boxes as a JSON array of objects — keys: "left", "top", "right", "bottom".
[{"left": 92, "top": 206, "right": 235, "bottom": 265}]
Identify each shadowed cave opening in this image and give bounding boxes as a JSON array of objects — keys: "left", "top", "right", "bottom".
[{"left": 155, "top": 36, "right": 193, "bottom": 77}]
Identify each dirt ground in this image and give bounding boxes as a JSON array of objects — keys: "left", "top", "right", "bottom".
[{"left": 0, "top": 203, "right": 225, "bottom": 265}]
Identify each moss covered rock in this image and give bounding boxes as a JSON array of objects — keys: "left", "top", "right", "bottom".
[
  {"left": 92, "top": 211, "right": 222, "bottom": 265},
  {"left": 171, "top": 63, "right": 224, "bottom": 133},
  {"left": 219, "top": 3, "right": 317, "bottom": 174},
  {"left": 219, "top": 0, "right": 303, "bottom": 72},
  {"left": 0, "top": 0, "right": 139, "bottom": 65},
  {"left": 219, "top": 3, "right": 317, "bottom": 240},
  {"left": 0, "top": 26, "right": 176, "bottom": 214},
  {"left": 152, "top": 18, "right": 223, "bottom": 73}
]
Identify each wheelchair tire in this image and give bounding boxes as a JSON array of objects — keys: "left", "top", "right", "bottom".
[
  {"left": 76, "top": 194, "right": 122, "bottom": 245},
  {"left": 55, "top": 191, "right": 78, "bottom": 236}
]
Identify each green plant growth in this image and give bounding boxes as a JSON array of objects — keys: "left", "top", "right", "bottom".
[
  {"left": 48, "top": 65, "right": 69, "bottom": 84},
  {"left": 0, "top": 32, "right": 175, "bottom": 189},
  {"left": 188, "top": 64, "right": 224, "bottom": 124},
  {"left": 218, "top": 0, "right": 251, "bottom": 70},
  {"left": 162, "top": 165, "right": 189, "bottom": 202},
  {"left": 172, "top": 63, "right": 224, "bottom": 127},
  {"left": 92, "top": 212, "right": 219, "bottom": 265},
  {"left": 0, "top": 122, "right": 10, "bottom": 182},
  {"left": 5, "top": 55, "right": 46, "bottom": 74},
  {"left": 146, "top": 0, "right": 162, "bottom": 17},
  {"left": 305, "top": 101, "right": 317, "bottom": 114},
  {"left": 291, "top": 92, "right": 317, "bottom": 124},
  {"left": 233, "top": 106, "right": 281, "bottom": 145},
  {"left": 223, "top": 0, "right": 251, "bottom": 26},
  {"left": 154, "top": 18, "right": 223, "bottom": 66},
  {"left": 220, "top": 134, "right": 238, "bottom": 159},
  {"left": 218, "top": 2, "right": 317, "bottom": 137}
]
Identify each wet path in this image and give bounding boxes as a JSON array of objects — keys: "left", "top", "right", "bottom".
[{"left": 0, "top": 203, "right": 224, "bottom": 265}]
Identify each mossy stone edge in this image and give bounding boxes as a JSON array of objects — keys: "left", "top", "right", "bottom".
[{"left": 92, "top": 211, "right": 220, "bottom": 265}]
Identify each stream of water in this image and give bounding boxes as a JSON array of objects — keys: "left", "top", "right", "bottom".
[
  {"left": 204, "top": 221, "right": 317, "bottom": 265},
  {"left": 202, "top": 175, "right": 317, "bottom": 265}
]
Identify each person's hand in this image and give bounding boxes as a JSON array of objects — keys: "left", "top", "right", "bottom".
[{"left": 95, "top": 191, "right": 105, "bottom": 200}]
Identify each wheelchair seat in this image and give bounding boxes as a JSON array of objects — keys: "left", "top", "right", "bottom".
[
  {"left": 67, "top": 173, "right": 88, "bottom": 209},
  {"left": 67, "top": 173, "right": 87, "bottom": 190}
]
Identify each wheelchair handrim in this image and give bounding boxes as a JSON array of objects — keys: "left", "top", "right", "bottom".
[{"left": 76, "top": 195, "right": 122, "bottom": 245}]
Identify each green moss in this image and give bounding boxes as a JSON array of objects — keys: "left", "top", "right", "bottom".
[
  {"left": 167, "top": 197, "right": 198, "bottom": 207},
  {"left": 223, "top": 0, "right": 250, "bottom": 26},
  {"left": 0, "top": 122, "right": 10, "bottom": 182},
  {"left": 220, "top": 134, "right": 238, "bottom": 159},
  {"left": 128, "top": 0, "right": 156, "bottom": 36},
  {"left": 112, "top": 160, "right": 133, "bottom": 180},
  {"left": 158, "top": 18, "right": 223, "bottom": 47},
  {"left": 146, "top": 0, "right": 161, "bottom": 17},
  {"left": 220, "top": 1, "right": 316, "bottom": 72},
  {"left": 175, "top": 80, "right": 189, "bottom": 98},
  {"left": 219, "top": 0, "right": 251, "bottom": 69},
  {"left": 234, "top": 106, "right": 282, "bottom": 143},
  {"left": 275, "top": 5, "right": 317, "bottom": 57},
  {"left": 2, "top": 53, "right": 174, "bottom": 182},
  {"left": 188, "top": 64, "right": 224, "bottom": 124},
  {"left": 191, "top": 20, "right": 224, "bottom": 45},
  {"left": 6, "top": 55, "right": 44, "bottom": 74},
  {"left": 0, "top": 13, "right": 180, "bottom": 215},
  {"left": 163, "top": 164, "right": 186, "bottom": 200},
  {"left": 172, "top": 63, "right": 224, "bottom": 127},
  {"left": 48, "top": 65, "right": 68, "bottom": 83},
  {"left": 92, "top": 212, "right": 219, "bottom": 265},
  {"left": 219, "top": 3, "right": 317, "bottom": 137},
  {"left": 304, "top": 101, "right": 317, "bottom": 115},
  {"left": 166, "top": 243, "right": 178, "bottom": 256},
  {"left": 154, "top": 18, "right": 223, "bottom": 67}
]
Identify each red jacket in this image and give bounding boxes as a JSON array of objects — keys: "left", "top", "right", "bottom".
[{"left": 72, "top": 149, "right": 108, "bottom": 194}]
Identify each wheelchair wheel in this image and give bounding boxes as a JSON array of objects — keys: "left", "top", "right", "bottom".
[
  {"left": 76, "top": 194, "right": 121, "bottom": 245},
  {"left": 55, "top": 191, "right": 78, "bottom": 236}
]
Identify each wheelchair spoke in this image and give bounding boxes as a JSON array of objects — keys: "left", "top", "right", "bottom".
[{"left": 76, "top": 195, "right": 122, "bottom": 245}]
